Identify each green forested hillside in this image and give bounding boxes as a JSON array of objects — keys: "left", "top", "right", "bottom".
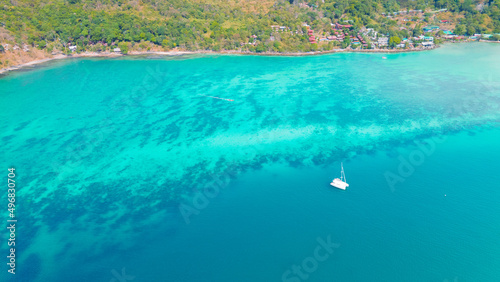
[{"left": 0, "top": 0, "right": 499, "bottom": 56}]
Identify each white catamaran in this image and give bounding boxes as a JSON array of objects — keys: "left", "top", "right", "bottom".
[{"left": 330, "top": 162, "right": 349, "bottom": 190}]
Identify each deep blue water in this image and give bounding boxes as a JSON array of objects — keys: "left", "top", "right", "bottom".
[{"left": 1, "top": 43, "right": 500, "bottom": 281}]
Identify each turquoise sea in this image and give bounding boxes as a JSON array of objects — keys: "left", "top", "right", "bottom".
[{"left": 1, "top": 43, "right": 500, "bottom": 281}]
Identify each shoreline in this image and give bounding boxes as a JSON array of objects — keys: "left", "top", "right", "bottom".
[{"left": 0, "top": 45, "right": 439, "bottom": 75}]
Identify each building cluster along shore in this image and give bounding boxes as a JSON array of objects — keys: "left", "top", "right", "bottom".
[
  {"left": 1, "top": 4, "right": 500, "bottom": 75},
  {"left": 1, "top": 39, "right": 499, "bottom": 75},
  {"left": 2, "top": 25, "right": 499, "bottom": 75},
  {"left": 0, "top": 46, "right": 435, "bottom": 75}
]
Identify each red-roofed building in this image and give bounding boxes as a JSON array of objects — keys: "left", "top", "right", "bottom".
[
  {"left": 333, "top": 23, "right": 353, "bottom": 30},
  {"left": 307, "top": 28, "right": 316, "bottom": 43}
]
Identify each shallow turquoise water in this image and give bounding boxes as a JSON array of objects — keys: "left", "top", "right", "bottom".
[{"left": 1, "top": 43, "right": 500, "bottom": 281}]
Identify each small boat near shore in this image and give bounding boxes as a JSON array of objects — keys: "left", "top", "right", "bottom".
[{"left": 330, "top": 162, "right": 349, "bottom": 190}]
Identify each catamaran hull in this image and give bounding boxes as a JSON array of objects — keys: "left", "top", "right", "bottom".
[
  {"left": 330, "top": 179, "right": 349, "bottom": 190},
  {"left": 330, "top": 163, "right": 349, "bottom": 190}
]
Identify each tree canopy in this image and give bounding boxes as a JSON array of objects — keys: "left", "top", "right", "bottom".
[{"left": 0, "top": 0, "right": 499, "bottom": 54}]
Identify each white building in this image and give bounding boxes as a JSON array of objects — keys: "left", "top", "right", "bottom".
[{"left": 378, "top": 37, "right": 389, "bottom": 46}]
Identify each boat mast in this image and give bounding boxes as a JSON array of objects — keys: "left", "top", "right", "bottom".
[{"left": 341, "top": 162, "right": 346, "bottom": 182}]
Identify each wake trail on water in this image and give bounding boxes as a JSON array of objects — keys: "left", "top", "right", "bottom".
[{"left": 198, "top": 94, "right": 234, "bottom": 102}]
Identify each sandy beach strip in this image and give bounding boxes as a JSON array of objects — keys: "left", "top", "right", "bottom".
[{"left": 0, "top": 46, "right": 439, "bottom": 75}]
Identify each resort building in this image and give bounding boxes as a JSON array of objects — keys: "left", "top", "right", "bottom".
[
  {"left": 332, "top": 23, "right": 352, "bottom": 30},
  {"left": 271, "top": 25, "right": 288, "bottom": 32},
  {"left": 422, "top": 42, "right": 434, "bottom": 47},
  {"left": 307, "top": 29, "right": 316, "bottom": 44},
  {"left": 423, "top": 26, "right": 440, "bottom": 32},
  {"left": 378, "top": 37, "right": 389, "bottom": 47}
]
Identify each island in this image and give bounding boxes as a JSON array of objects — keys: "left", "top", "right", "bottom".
[{"left": 1, "top": 0, "right": 500, "bottom": 72}]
